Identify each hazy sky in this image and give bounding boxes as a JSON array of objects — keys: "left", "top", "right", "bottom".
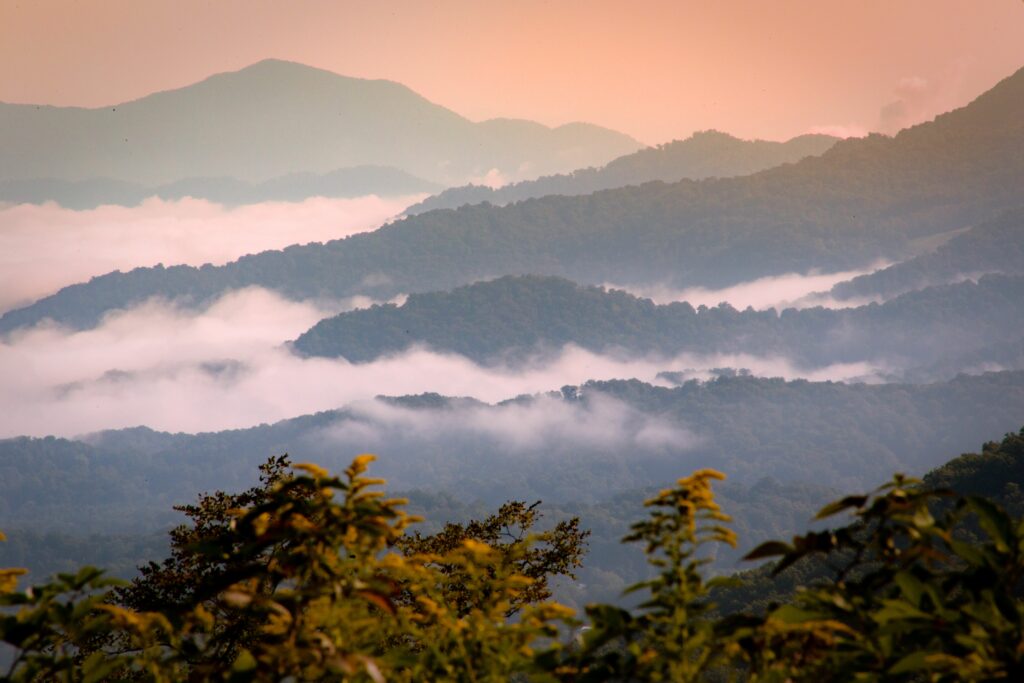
[{"left": 2, "top": 1, "right": 1023, "bottom": 143}]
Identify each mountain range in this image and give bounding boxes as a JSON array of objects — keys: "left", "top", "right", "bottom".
[
  {"left": 288, "top": 272, "right": 1024, "bottom": 377},
  {"left": 0, "top": 59, "right": 640, "bottom": 191},
  {"left": 4, "top": 65, "right": 1022, "bottom": 334},
  {"left": 3, "top": 371, "right": 1022, "bottom": 535},
  {"left": 406, "top": 130, "right": 838, "bottom": 214}
]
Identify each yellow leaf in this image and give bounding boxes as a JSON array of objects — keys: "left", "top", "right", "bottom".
[
  {"left": 0, "top": 568, "right": 27, "bottom": 593},
  {"left": 294, "top": 462, "right": 329, "bottom": 478}
]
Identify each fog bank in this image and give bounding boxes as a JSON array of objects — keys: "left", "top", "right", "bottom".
[
  {"left": 0, "top": 194, "right": 422, "bottom": 312},
  {"left": 0, "top": 288, "right": 885, "bottom": 438},
  {"left": 607, "top": 264, "right": 887, "bottom": 311}
]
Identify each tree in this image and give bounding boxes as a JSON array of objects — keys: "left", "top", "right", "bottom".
[
  {"left": 6, "top": 446, "right": 1024, "bottom": 681},
  {"left": 396, "top": 500, "right": 588, "bottom": 617}
]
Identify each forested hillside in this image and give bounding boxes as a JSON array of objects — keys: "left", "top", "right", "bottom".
[
  {"left": 829, "top": 207, "right": 1024, "bottom": 301},
  {"left": 4, "top": 66, "right": 1023, "bottom": 334},
  {"left": 407, "top": 130, "right": 837, "bottom": 214},
  {"left": 3, "top": 371, "right": 1022, "bottom": 540},
  {"left": 291, "top": 273, "right": 1024, "bottom": 376}
]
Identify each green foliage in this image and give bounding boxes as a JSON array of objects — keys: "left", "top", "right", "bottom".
[
  {"left": 2, "top": 457, "right": 580, "bottom": 681},
  {"left": 562, "top": 470, "right": 740, "bottom": 681},
  {"left": 7, "top": 433, "right": 1024, "bottom": 680},
  {"left": 396, "top": 500, "right": 589, "bottom": 617},
  {"left": 728, "top": 472, "right": 1024, "bottom": 680}
]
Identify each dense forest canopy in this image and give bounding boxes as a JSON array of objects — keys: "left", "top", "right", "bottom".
[
  {"left": 290, "top": 272, "right": 1024, "bottom": 377},
  {"left": 830, "top": 207, "right": 1024, "bottom": 301},
  {"left": 4, "top": 370, "right": 1024, "bottom": 614}
]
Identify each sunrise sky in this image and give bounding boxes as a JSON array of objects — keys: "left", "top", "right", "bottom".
[{"left": 2, "top": 0, "right": 1023, "bottom": 144}]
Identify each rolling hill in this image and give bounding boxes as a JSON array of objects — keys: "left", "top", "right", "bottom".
[
  {"left": 289, "top": 273, "right": 1024, "bottom": 376},
  {"left": 828, "top": 207, "right": 1024, "bottom": 302},
  {"left": 406, "top": 130, "right": 838, "bottom": 214}
]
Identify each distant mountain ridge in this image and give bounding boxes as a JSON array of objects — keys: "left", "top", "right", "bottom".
[
  {"left": 289, "top": 273, "right": 1024, "bottom": 376},
  {"left": 3, "top": 64, "right": 1023, "bottom": 334},
  {"left": 2, "top": 371, "right": 1023, "bottom": 534},
  {"left": 407, "top": 131, "right": 838, "bottom": 214},
  {"left": 0, "top": 59, "right": 640, "bottom": 189}
]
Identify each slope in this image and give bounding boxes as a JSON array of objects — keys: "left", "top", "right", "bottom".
[
  {"left": 0, "top": 59, "right": 640, "bottom": 188},
  {"left": 407, "top": 130, "right": 838, "bottom": 214},
  {"left": 290, "top": 273, "right": 1024, "bottom": 375}
]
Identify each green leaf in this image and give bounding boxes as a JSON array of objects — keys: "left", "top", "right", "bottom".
[
  {"left": 893, "top": 571, "right": 924, "bottom": 608},
  {"left": 769, "top": 604, "right": 827, "bottom": 624},
  {"left": 967, "top": 496, "right": 1014, "bottom": 553},
  {"left": 888, "top": 651, "right": 930, "bottom": 674},
  {"left": 232, "top": 648, "right": 258, "bottom": 672}
]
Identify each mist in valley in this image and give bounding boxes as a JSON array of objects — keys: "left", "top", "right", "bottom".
[
  {"left": 0, "top": 285, "right": 886, "bottom": 438},
  {"left": 0, "top": 194, "right": 421, "bottom": 312}
]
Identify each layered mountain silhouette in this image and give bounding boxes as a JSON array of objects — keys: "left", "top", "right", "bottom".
[
  {"left": 3, "top": 65, "right": 1023, "bottom": 334},
  {"left": 289, "top": 273, "right": 1024, "bottom": 376},
  {"left": 828, "top": 208, "right": 1024, "bottom": 302},
  {"left": 0, "top": 59, "right": 640, "bottom": 192},
  {"left": 407, "top": 130, "right": 838, "bottom": 214},
  {"left": 2, "top": 372, "right": 1023, "bottom": 534}
]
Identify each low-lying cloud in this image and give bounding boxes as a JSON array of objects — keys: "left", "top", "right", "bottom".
[
  {"left": 606, "top": 264, "right": 887, "bottom": 311},
  {"left": 0, "top": 287, "right": 886, "bottom": 439},
  {"left": 0, "top": 194, "right": 423, "bottom": 313},
  {"left": 320, "top": 393, "right": 695, "bottom": 457}
]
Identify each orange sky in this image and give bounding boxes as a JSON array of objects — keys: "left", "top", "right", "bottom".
[{"left": 2, "top": 0, "right": 1023, "bottom": 144}]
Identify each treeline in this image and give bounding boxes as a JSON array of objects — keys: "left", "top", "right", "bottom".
[
  {"left": 830, "top": 207, "right": 1024, "bottom": 301},
  {"left": 4, "top": 371, "right": 1024, "bottom": 610},
  {"left": 291, "top": 273, "right": 1024, "bottom": 376},
  {"left": 5, "top": 372, "right": 1024, "bottom": 534}
]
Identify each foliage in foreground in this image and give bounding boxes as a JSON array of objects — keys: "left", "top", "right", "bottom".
[{"left": 4, "top": 434, "right": 1024, "bottom": 681}]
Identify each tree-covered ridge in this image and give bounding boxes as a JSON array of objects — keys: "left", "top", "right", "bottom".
[
  {"left": 406, "top": 130, "right": 837, "bottom": 214},
  {"left": 0, "top": 166, "right": 441, "bottom": 210},
  {"left": 829, "top": 207, "right": 1024, "bottom": 302},
  {"left": 4, "top": 371, "right": 1024, "bottom": 541},
  {"left": 0, "top": 59, "right": 639, "bottom": 190},
  {"left": 290, "top": 273, "right": 1024, "bottom": 374},
  {"left": 4, "top": 65, "right": 1024, "bottom": 334},
  {"left": 7, "top": 433, "right": 1024, "bottom": 680}
]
